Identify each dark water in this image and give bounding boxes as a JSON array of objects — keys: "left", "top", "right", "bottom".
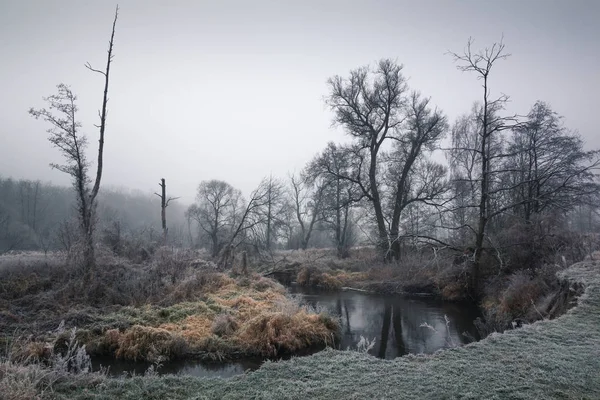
[
  {"left": 289, "top": 285, "right": 482, "bottom": 358},
  {"left": 94, "top": 286, "right": 481, "bottom": 377}
]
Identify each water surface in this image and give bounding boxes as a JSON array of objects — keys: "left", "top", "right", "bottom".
[
  {"left": 94, "top": 285, "right": 481, "bottom": 376},
  {"left": 289, "top": 285, "right": 481, "bottom": 358}
]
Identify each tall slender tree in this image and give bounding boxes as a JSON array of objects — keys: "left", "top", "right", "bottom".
[
  {"left": 28, "top": 6, "right": 119, "bottom": 277},
  {"left": 449, "top": 38, "right": 515, "bottom": 294}
]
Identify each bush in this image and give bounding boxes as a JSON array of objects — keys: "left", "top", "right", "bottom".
[
  {"left": 318, "top": 273, "right": 342, "bottom": 290},
  {"left": 296, "top": 267, "right": 311, "bottom": 286},
  {"left": 499, "top": 271, "right": 546, "bottom": 318}
]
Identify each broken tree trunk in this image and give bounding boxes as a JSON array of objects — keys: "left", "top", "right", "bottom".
[{"left": 155, "top": 178, "right": 179, "bottom": 245}]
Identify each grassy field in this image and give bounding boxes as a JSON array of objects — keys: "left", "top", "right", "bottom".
[{"left": 27, "top": 259, "right": 599, "bottom": 399}]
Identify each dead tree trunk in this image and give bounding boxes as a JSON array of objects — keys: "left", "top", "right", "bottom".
[
  {"left": 82, "top": 6, "right": 119, "bottom": 276},
  {"left": 154, "top": 178, "right": 179, "bottom": 245}
]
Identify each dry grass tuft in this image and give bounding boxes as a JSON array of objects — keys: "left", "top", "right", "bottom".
[
  {"left": 296, "top": 268, "right": 342, "bottom": 289},
  {"left": 211, "top": 314, "right": 239, "bottom": 337},
  {"left": 235, "top": 310, "right": 337, "bottom": 357},
  {"left": 160, "top": 314, "right": 213, "bottom": 345},
  {"left": 163, "top": 273, "right": 236, "bottom": 305},
  {"left": 318, "top": 273, "right": 342, "bottom": 290},
  {"left": 111, "top": 325, "right": 189, "bottom": 362}
]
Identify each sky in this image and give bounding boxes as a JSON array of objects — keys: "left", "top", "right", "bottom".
[{"left": 1, "top": 0, "right": 598, "bottom": 203}]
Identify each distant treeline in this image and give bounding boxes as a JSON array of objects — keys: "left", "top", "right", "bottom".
[{"left": 0, "top": 177, "right": 188, "bottom": 253}]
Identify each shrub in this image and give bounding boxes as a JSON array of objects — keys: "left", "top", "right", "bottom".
[
  {"left": 440, "top": 281, "right": 469, "bottom": 301},
  {"left": 318, "top": 273, "right": 342, "bottom": 290},
  {"left": 296, "top": 267, "right": 311, "bottom": 286},
  {"left": 499, "top": 271, "right": 546, "bottom": 318},
  {"left": 251, "top": 276, "right": 282, "bottom": 292}
]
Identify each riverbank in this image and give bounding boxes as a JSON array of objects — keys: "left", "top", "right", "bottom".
[
  {"left": 266, "top": 247, "right": 580, "bottom": 334},
  {"left": 0, "top": 251, "right": 338, "bottom": 366},
  {"left": 39, "top": 260, "right": 600, "bottom": 399}
]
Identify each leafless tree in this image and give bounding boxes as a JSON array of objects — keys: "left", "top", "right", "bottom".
[
  {"left": 326, "top": 60, "right": 448, "bottom": 259},
  {"left": 309, "top": 142, "right": 361, "bottom": 257},
  {"left": 0, "top": 208, "right": 25, "bottom": 255},
  {"left": 260, "top": 176, "right": 288, "bottom": 251},
  {"left": 187, "top": 180, "right": 242, "bottom": 258},
  {"left": 289, "top": 172, "right": 327, "bottom": 250},
  {"left": 506, "top": 101, "right": 600, "bottom": 221},
  {"left": 449, "top": 37, "right": 516, "bottom": 293},
  {"left": 18, "top": 180, "right": 42, "bottom": 232},
  {"left": 56, "top": 218, "right": 78, "bottom": 253},
  {"left": 326, "top": 59, "right": 407, "bottom": 256},
  {"left": 218, "top": 179, "right": 272, "bottom": 268},
  {"left": 28, "top": 6, "right": 119, "bottom": 278},
  {"left": 385, "top": 92, "right": 449, "bottom": 258}
]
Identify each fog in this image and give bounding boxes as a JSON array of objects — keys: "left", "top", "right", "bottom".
[{"left": 1, "top": 0, "right": 599, "bottom": 201}]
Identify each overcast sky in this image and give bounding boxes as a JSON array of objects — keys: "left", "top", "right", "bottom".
[{"left": 1, "top": 0, "right": 598, "bottom": 202}]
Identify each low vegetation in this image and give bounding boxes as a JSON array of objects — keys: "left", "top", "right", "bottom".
[
  {"left": 2, "top": 260, "right": 597, "bottom": 399},
  {"left": 0, "top": 249, "right": 339, "bottom": 372}
]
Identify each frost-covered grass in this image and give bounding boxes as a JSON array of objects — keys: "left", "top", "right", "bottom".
[{"left": 49, "top": 260, "right": 600, "bottom": 399}]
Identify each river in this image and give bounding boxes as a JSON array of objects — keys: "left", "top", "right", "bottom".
[{"left": 93, "top": 285, "right": 481, "bottom": 377}]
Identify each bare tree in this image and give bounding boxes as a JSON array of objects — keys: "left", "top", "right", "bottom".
[
  {"left": 259, "top": 175, "right": 289, "bottom": 251},
  {"left": 154, "top": 178, "right": 179, "bottom": 244},
  {"left": 449, "top": 37, "right": 515, "bottom": 294},
  {"left": 219, "top": 178, "right": 272, "bottom": 267},
  {"left": 289, "top": 172, "right": 327, "bottom": 250},
  {"left": 187, "top": 180, "right": 242, "bottom": 258},
  {"left": 18, "top": 180, "right": 42, "bottom": 232},
  {"left": 56, "top": 218, "right": 78, "bottom": 253},
  {"left": 326, "top": 59, "right": 407, "bottom": 256},
  {"left": 310, "top": 143, "right": 361, "bottom": 257},
  {"left": 506, "top": 101, "right": 600, "bottom": 221},
  {"left": 386, "top": 92, "right": 449, "bottom": 258},
  {"left": 28, "top": 6, "right": 119, "bottom": 277},
  {"left": 326, "top": 60, "right": 448, "bottom": 259}
]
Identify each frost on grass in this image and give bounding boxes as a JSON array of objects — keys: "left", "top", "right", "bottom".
[{"left": 50, "top": 261, "right": 600, "bottom": 400}]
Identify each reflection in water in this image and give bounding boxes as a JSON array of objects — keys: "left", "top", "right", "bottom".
[
  {"left": 94, "top": 286, "right": 481, "bottom": 377},
  {"left": 290, "top": 285, "right": 481, "bottom": 358}
]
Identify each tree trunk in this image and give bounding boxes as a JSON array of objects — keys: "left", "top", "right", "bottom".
[
  {"left": 160, "top": 178, "right": 167, "bottom": 243},
  {"left": 369, "top": 151, "right": 388, "bottom": 257},
  {"left": 472, "top": 74, "right": 490, "bottom": 298}
]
